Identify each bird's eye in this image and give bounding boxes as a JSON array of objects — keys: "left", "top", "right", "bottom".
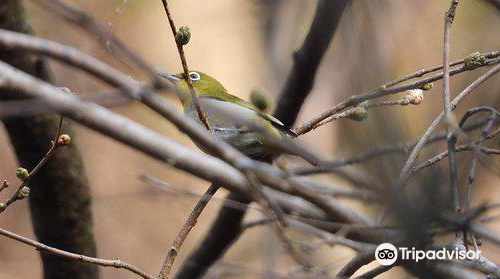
[{"left": 189, "top": 72, "right": 201, "bottom": 81}]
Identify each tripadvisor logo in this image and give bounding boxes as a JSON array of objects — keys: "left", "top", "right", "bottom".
[
  {"left": 375, "top": 243, "right": 481, "bottom": 266},
  {"left": 375, "top": 243, "right": 398, "bottom": 266}
]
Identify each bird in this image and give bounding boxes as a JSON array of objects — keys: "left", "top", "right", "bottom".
[{"left": 159, "top": 70, "right": 296, "bottom": 159}]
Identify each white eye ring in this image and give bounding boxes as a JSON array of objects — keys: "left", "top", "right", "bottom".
[{"left": 189, "top": 72, "right": 201, "bottom": 81}]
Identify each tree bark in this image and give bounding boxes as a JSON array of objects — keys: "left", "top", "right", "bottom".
[{"left": 0, "top": 1, "right": 98, "bottom": 279}]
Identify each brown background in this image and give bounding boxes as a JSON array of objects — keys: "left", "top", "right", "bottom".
[{"left": 1, "top": 1, "right": 500, "bottom": 278}]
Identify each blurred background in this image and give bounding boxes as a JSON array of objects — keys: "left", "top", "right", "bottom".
[{"left": 0, "top": 0, "right": 499, "bottom": 278}]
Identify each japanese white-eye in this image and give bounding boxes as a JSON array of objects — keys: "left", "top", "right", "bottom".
[{"left": 160, "top": 71, "right": 294, "bottom": 158}]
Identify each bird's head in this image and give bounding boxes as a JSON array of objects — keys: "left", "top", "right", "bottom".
[{"left": 160, "top": 71, "right": 228, "bottom": 105}]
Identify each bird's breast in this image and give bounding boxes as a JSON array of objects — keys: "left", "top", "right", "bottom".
[{"left": 184, "top": 97, "right": 268, "bottom": 157}]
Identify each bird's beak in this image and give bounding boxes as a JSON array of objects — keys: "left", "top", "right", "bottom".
[{"left": 158, "top": 71, "right": 182, "bottom": 83}]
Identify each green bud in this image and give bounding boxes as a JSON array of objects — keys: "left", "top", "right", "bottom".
[
  {"left": 250, "top": 89, "right": 270, "bottom": 111},
  {"left": 379, "top": 85, "right": 387, "bottom": 91},
  {"left": 17, "top": 186, "right": 30, "bottom": 200},
  {"left": 0, "top": 203, "right": 6, "bottom": 211},
  {"left": 420, "top": 82, "right": 433, "bottom": 91},
  {"left": 348, "top": 106, "right": 368, "bottom": 121},
  {"left": 57, "top": 134, "right": 72, "bottom": 146},
  {"left": 464, "top": 52, "right": 486, "bottom": 70},
  {"left": 16, "top": 167, "right": 29, "bottom": 181},
  {"left": 175, "top": 26, "right": 191, "bottom": 45}
]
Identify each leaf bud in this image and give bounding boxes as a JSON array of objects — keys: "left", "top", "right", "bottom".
[
  {"left": 16, "top": 167, "right": 29, "bottom": 181},
  {"left": 464, "top": 52, "right": 486, "bottom": 70},
  {"left": 250, "top": 89, "right": 270, "bottom": 112},
  {"left": 175, "top": 26, "right": 191, "bottom": 45},
  {"left": 17, "top": 186, "right": 30, "bottom": 200},
  {"left": 420, "top": 82, "right": 433, "bottom": 91},
  {"left": 348, "top": 106, "right": 368, "bottom": 121}
]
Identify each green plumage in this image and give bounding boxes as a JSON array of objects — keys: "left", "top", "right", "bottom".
[{"left": 161, "top": 71, "right": 294, "bottom": 158}]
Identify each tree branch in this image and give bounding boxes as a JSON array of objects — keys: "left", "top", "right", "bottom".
[
  {"left": 442, "top": 0, "right": 460, "bottom": 217},
  {"left": 159, "top": 0, "right": 210, "bottom": 131},
  {"left": 0, "top": 227, "right": 154, "bottom": 279}
]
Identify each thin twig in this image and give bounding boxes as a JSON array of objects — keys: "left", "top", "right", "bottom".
[
  {"left": 294, "top": 53, "right": 500, "bottom": 135},
  {"left": 0, "top": 227, "right": 155, "bottom": 279},
  {"left": 0, "top": 115, "right": 65, "bottom": 214},
  {"left": 293, "top": 116, "right": 497, "bottom": 175},
  {"left": 243, "top": 170, "right": 314, "bottom": 268},
  {"left": 412, "top": 108, "right": 500, "bottom": 173},
  {"left": 466, "top": 156, "right": 478, "bottom": 210},
  {"left": 442, "top": 0, "right": 460, "bottom": 218},
  {"left": 158, "top": 184, "right": 219, "bottom": 279},
  {"left": 138, "top": 173, "right": 257, "bottom": 212},
  {"left": 396, "top": 61, "right": 500, "bottom": 188},
  {"left": 160, "top": 0, "right": 210, "bottom": 131},
  {"left": 412, "top": 144, "right": 500, "bottom": 173},
  {"left": 310, "top": 92, "right": 423, "bottom": 129}
]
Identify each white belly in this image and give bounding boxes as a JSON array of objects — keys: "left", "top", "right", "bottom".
[{"left": 185, "top": 97, "right": 266, "bottom": 157}]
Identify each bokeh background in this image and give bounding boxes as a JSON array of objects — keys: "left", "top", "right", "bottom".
[{"left": 1, "top": 0, "right": 500, "bottom": 278}]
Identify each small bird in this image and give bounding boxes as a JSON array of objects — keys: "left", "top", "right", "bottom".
[{"left": 160, "top": 71, "right": 295, "bottom": 159}]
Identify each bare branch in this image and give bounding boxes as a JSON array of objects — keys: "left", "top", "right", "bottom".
[
  {"left": 0, "top": 115, "right": 65, "bottom": 214},
  {"left": 442, "top": 0, "right": 460, "bottom": 217},
  {"left": 158, "top": 184, "right": 219, "bottom": 279},
  {"left": 159, "top": 0, "right": 210, "bottom": 131},
  {"left": 0, "top": 227, "right": 155, "bottom": 279},
  {"left": 294, "top": 53, "right": 500, "bottom": 135},
  {"left": 397, "top": 61, "right": 500, "bottom": 188}
]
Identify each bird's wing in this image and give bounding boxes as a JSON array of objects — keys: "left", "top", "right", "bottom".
[{"left": 203, "top": 95, "right": 297, "bottom": 138}]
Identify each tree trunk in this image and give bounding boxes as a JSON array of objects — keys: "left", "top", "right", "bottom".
[{"left": 0, "top": 1, "right": 99, "bottom": 279}]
